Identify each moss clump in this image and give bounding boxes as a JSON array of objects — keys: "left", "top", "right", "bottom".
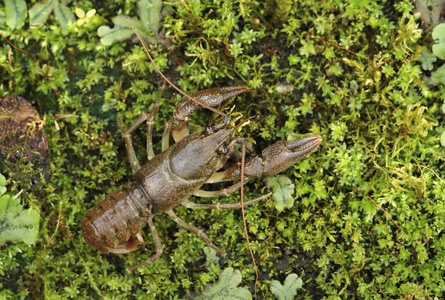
[{"left": 1, "top": 0, "right": 445, "bottom": 299}]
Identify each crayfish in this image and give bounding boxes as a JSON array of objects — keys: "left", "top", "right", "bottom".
[{"left": 82, "top": 84, "right": 321, "bottom": 272}]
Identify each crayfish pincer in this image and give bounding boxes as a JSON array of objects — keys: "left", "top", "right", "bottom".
[{"left": 82, "top": 86, "right": 322, "bottom": 272}]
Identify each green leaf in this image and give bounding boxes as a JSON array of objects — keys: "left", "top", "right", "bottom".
[
  {"left": 97, "top": 25, "right": 132, "bottom": 46},
  {"left": 194, "top": 268, "right": 252, "bottom": 300},
  {"left": 270, "top": 273, "right": 303, "bottom": 300},
  {"left": 98, "top": 16, "right": 151, "bottom": 46},
  {"left": 432, "top": 23, "right": 445, "bottom": 60},
  {"left": 431, "top": 64, "right": 445, "bottom": 86},
  {"left": 203, "top": 247, "right": 219, "bottom": 269},
  {"left": 418, "top": 48, "right": 437, "bottom": 71},
  {"left": 266, "top": 175, "right": 295, "bottom": 212},
  {"left": 5, "top": 0, "right": 27, "bottom": 29},
  {"left": 98, "top": 1, "right": 164, "bottom": 46},
  {"left": 53, "top": 1, "right": 74, "bottom": 34},
  {"left": 138, "top": 0, "right": 163, "bottom": 33},
  {"left": 440, "top": 131, "right": 445, "bottom": 147},
  {"left": 29, "top": 0, "right": 54, "bottom": 26},
  {"left": 0, "top": 10, "right": 5, "bottom": 25},
  {"left": 0, "top": 196, "right": 40, "bottom": 245},
  {"left": 0, "top": 174, "right": 6, "bottom": 196},
  {"left": 299, "top": 40, "right": 316, "bottom": 57}
]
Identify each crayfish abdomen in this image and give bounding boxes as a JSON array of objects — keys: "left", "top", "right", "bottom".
[{"left": 82, "top": 182, "right": 151, "bottom": 253}]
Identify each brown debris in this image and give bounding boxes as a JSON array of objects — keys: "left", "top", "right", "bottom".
[{"left": 0, "top": 96, "right": 50, "bottom": 188}]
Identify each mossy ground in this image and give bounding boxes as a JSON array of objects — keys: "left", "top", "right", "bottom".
[{"left": 1, "top": 0, "right": 445, "bottom": 299}]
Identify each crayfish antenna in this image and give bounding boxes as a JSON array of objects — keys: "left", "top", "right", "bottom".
[
  {"left": 240, "top": 142, "right": 259, "bottom": 298},
  {"left": 120, "top": 16, "right": 227, "bottom": 118}
]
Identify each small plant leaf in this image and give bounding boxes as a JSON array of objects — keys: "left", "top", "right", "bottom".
[
  {"left": 97, "top": 1, "right": 165, "bottom": 46},
  {"left": 418, "top": 48, "right": 437, "bottom": 71},
  {"left": 5, "top": 0, "right": 27, "bottom": 29},
  {"left": 0, "top": 195, "right": 40, "bottom": 246},
  {"left": 432, "top": 23, "right": 445, "bottom": 60},
  {"left": 203, "top": 247, "right": 219, "bottom": 270},
  {"left": 86, "top": 9, "right": 96, "bottom": 18},
  {"left": 53, "top": 1, "right": 74, "bottom": 34},
  {"left": 0, "top": 10, "right": 5, "bottom": 25},
  {"left": 195, "top": 268, "right": 252, "bottom": 300},
  {"left": 0, "top": 174, "right": 6, "bottom": 196},
  {"left": 75, "top": 7, "right": 85, "bottom": 18},
  {"left": 441, "top": 131, "right": 445, "bottom": 147},
  {"left": 98, "top": 16, "right": 152, "bottom": 46},
  {"left": 29, "top": 0, "right": 54, "bottom": 26},
  {"left": 266, "top": 175, "right": 295, "bottom": 212},
  {"left": 270, "top": 273, "right": 303, "bottom": 300},
  {"left": 138, "top": 0, "right": 162, "bottom": 33},
  {"left": 431, "top": 64, "right": 445, "bottom": 86}
]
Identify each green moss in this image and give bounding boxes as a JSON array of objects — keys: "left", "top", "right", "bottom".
[{"left": 1, "top": 0, "right": 444, "bottom": 299}]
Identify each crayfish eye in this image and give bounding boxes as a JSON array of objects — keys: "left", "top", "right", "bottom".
[
  {"left": 218, "top": 146, "right": 228, "bottom": 155},
  {"left": 205, "top": 126, "right": 214, "bottom": 136}
]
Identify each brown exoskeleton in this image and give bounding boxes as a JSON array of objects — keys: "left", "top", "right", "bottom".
[{"left": 82, "top": 86, "right": 322, "bottom": 272}]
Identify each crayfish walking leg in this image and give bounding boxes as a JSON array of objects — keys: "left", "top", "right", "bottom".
[{"left": 115, "top": 91, "right": 166, "bottom": 272}]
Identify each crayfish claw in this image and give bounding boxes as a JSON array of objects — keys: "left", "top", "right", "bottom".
[
  {"left": 261, "top": 135, "right": 322, "bottom": 177},
  {"left": 171, "top": 86, "right": 249, "bottom": 138}
]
